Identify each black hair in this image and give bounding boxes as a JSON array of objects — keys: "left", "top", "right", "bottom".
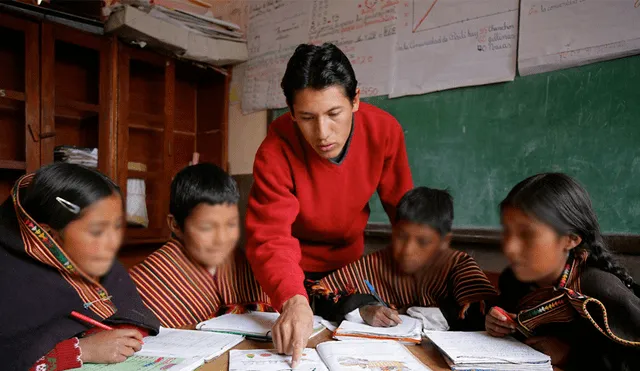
[
  {"left": 21, "top": 163, "right": 121, "bottom": 231},
  {"left": 281, "top": 43, "right": 358, "bottom": 110},
  {"left": 500, "top": 173, "right": 634, "bottom": 287},
  {"left": 395, "top": 187, "right": 454, "bottom": 237},
  {"left": 170, "top": 163, "right": 239, "bottom": 229}
]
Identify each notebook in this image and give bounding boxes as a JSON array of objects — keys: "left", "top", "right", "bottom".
[
  {"left": 229, "top": 341, "right": 432, "bottom": 371},
  {"left": 79, "top": 327, "right": 244, "bottom": 371},
  {"left": 333, "top": 314, "right": 423, "bottom": 344},
  {"left": 425, "top": 331, "right": 553, "bottom": 371},
  {"left": 197, "top": 311, "right": 326, "bottom": 341}
]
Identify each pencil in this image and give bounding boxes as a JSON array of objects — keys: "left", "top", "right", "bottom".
[{"left": 71, "top": 311, "right": 114, "bottom": 331}]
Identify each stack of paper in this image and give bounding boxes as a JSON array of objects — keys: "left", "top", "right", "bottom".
[
  {"left": 333, "top": 315, "right": 423, "bottom": 344},
  {"left": 81, "top": 327, "right": 243, "bottom": 371},
  {"left": 425, "top": 331, "right": 553, "bottom": 371},
  {"left": 197, "top": 311, "right": 326, "bottom": 341},
  {"left": 229, "top": 341, "right": 432, "bottom": 371},
  {"left": 54, "top": 146, "right": 98, "bottom": 168},
  {"left": 152, "top": 6, "right": 244, "bottom": 42}
]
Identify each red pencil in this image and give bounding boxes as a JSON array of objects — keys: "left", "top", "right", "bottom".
[
  {"left": 493, "top": 307, "right": 517, "bottom": 326},
  {"left": 71, "top": 311, "right": 113, "bottom": 331}
]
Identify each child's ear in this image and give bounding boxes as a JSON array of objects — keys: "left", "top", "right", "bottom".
[
  {"left": 564, "top": 234, "right": 582, "bottom": 252},
  {"left": 442, "top": 232, "right": 453, "bottom": 248},
  {"left": 167, "top": 215, "right": 183, "bottom": 238}
]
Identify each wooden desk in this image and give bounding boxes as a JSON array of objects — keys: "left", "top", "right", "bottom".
[{"left": 199, "top": 330, "right": 451, "bottom": 371}]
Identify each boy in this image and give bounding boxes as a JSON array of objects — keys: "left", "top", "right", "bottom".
[
  {"left": 130, "top": 163, "right": 273, "bottom": 328},
  {"left": 309, "top": 187, "right": 497, "bottom": 330}
]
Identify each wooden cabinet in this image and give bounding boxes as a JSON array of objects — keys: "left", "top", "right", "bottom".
[
  {"left": 0, "top": 12, "right": 230, "bottom": 247},
  {"left": 0, "top": 14, "right": 40, "bottom": 198},
  {"left": 117, "top": 46, "right": 230, "bottom": 244},
  {"left": 40, "top": 22, "right": 117, "bottom": 177}
]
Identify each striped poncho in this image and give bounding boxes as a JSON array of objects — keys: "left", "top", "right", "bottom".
[
  {"left": 308, "top": 248, "right": 497, "bottom": 329},
  {"left": 130, "top": 239, "right": 273, "bottom": 328}
]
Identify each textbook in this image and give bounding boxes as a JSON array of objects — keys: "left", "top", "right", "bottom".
[
  {"left": 196, "top": 311, "right": 326, "bottom": 341},
  {"left": 333, "top": 314, "right": 423, "bottom": 344},
  {"left": 425, "top": 331, "right": 553, "bottom": 371},
  {"left": 229, "top": 341, "right": 432, "bottom": 371},
  {"left": 78, "top": 327, "right": 243, "bottom": 371}
]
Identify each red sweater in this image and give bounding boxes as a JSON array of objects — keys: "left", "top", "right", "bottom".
[{"left": 245, "top": 103, "right": 413, "bottom": 310}]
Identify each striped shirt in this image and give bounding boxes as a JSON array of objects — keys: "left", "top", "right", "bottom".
[
  {"left": 129, "top": 239, "right": 273, "bottom": 328},
  {"left": 310, "top": 248, "right": 497, "bottom": 319}
]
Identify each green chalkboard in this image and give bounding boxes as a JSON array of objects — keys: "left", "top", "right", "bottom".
[{"left": 273, "top": 55, "right": 640, "bottom": 234}]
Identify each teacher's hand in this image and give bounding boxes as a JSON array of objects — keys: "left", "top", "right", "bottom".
[{"left": 273, "top": 295, "right": 314, "bottom": 368}]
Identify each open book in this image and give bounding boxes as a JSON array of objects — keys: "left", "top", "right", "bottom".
[
  {"left": 229, "top": 341, "right": 432, "bottom": 371},
  {"left": 197, "top": 311, "right": 325, "bottom": 341},
  {"left": 78, "top": 327, "right": 243, "bottom": 371},
  {"left": 334, "top": 314, "right": 423, "bottom": 344},
  {"left": 425, "top": 331, "right": 553, "bottom": 371}
]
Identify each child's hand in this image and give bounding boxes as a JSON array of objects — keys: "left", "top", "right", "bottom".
[
  {"left": 525, "top": 336, "right": 571, "bottom": 366},
  {"left": 485, "top": 307, "right": 517, "bottom": 337},
  {"left": 360, "top": 305, "right": 402, "bottom": 327},
  {"left": 79, "top": 329, "right": 143, "bottom": 364}
]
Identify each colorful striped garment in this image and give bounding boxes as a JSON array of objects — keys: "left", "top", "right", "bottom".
[
  {"left": 497, "top": 251, "right": 640, "bottom": 371},
  {"left": 130, "top": 239, "right": 274, "bottom": 328},
  {"left": 308, "top": 247, "right": 497, "bottom": 328}
]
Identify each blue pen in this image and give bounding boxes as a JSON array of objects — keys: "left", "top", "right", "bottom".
[{"left": 364, "top": 279, "right": 388, "bottom": 308}]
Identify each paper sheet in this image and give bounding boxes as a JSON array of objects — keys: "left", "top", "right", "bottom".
[
  {"left": 519, "top": 0, "right": 640, "bottom": 76},
  {"left": 229, "top": 349, "right": 329, "bottom": 371},
  {"left": 80, "top": 355, "right": 193, "bottom": 371},
  {"left": 307, "top": 0, "right": 398, "bottom": 98},
  {"left": 242, "top": 0, "right": 311, "bottom": 113},
  {"left": 424, "top": 331, "right": 551, "bottom": 364},
  {"left": 198, "top": 312, "right": 325, "bottom": 338},
  {"left": 80, "top": 328, "right": 244, "bottom": 371},
  {"left": 140, "top": 327, "right": 243, "bottom": 360},
  {"left": 390, "top": 0, "right": 518, "bottom": 97},
  {"left": 317, "top": 340, "right": 432, "bottom": 371},
  {"left": 336, "top": 314, "right": 422, "bottom": 338}
]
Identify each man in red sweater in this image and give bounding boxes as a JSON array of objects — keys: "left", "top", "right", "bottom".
[{"left": 245, "top": 43, "right": 413, "bottom": 366}]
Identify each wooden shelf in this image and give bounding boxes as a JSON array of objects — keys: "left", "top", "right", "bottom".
[
  {"left": 174, "top": 130, "right": 196, "bottom": 136},
  {"left": 0, "top": 160, "right": 26, "bottom": 170},
  {"left": 0, "top": 98, "right": 23, "bottom": 112},
  {"left": 129, "top": 110, "right": 164, "bottom": 124},
  {"left": 55, "top": 99, "right": 100, "bottom": 120},
  {"left": 128, "top": 170, "right": 162, "bottom": 179},
  {"left": 129, "top": 124, "right": 164, "bottom": 133},
  {"left": 0, "top": 89, "right": 25, "bottom": 101}
]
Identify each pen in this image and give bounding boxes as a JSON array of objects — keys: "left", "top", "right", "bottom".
[
  {"left": 364, "top": 279, "right": 388, "bottom": 308},
  {"left": 71, "top": 311, "right": 114, "bottom": 331}
]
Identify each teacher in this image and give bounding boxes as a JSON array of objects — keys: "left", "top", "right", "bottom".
[{"left": 245, "top": 43, "right": 413, "bottom": 365}]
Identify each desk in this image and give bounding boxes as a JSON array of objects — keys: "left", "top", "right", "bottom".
[{"left": 199, "top": 330, "right": 451, "bottom": 371}]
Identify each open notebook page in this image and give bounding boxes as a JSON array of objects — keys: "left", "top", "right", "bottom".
[
  {"left": 336, "top": 314, "right": 422, "bottom": 337},
  {"left": 228, "top": 349, "right": 329, "bottom": 371},
  {"left": 79, "top": 328, "right": 244, "bottom": 371},
  {"left": 317, "top": 340, "right": 432, "bottom": 371},
  {"left": 197, "top": 312, "right": 325, "bottom": 337},
  {"left": 140, "top": 327, "right": 243, "bottom": 360},
  {"left": 425, "top": 331, "right": 551, "bottom": 364}
]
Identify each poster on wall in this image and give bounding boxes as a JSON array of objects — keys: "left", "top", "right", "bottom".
[
  {"left": 390, "top": 0, "right": 519, "bottom": 98},
  {"left": 242, "top": 0, "right": 311, "bottom": 113},
  {"left": 519, "top": 0, "right": 640, "bottom": 76}
]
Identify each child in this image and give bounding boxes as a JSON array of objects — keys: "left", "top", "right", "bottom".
[
  {"left": 130, "top": 163, "right": 273, "bottom": 328},
  {"left": 486, "top": 173, "right": 640, "bottom": 370},
  {"left": 309, "top": 187, "right": 497, "bottom": 330},
  {"left": 0, "top": 163, "right": 159, "bottom": 371}
]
